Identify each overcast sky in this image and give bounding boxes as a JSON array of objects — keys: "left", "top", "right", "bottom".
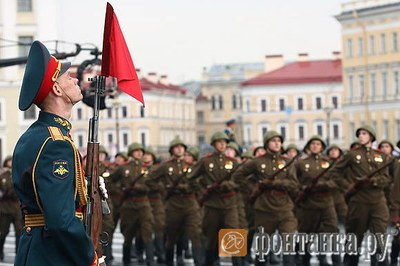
[{"left": 57, "top": 0, "right": 346, "bottom": 84}]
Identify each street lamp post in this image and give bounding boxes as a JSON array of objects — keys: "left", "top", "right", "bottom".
[{"left": 324, "top": 106, "right": 334, "bottom": 147}]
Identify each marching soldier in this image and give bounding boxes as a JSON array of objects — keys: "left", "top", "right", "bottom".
[
  {"left": 187, "top": 132, "right": 243, "bottom": 266},
  {"left": 0, "top": 156, "right": 22, "bottom": 261},
  {"left": 330, "top": 125, "right": 390, "bottom": 265},
  {"left": 295, "top": 136, "right": 340, "bottom": 266},
  {"left": 111, "top": 142, "right": 155, "bottom": 266},
  {"left": 12, "top": 41, "right": 97, "bottom": 265},
  {"left": 232, "top": 131, "right": 299, "bottom": 266},
  {"left": 326, "top": 144, "right": 348, "bottom": 226},
  {"left": 146, "top": 138, "right": 202, "bottom": 266}
]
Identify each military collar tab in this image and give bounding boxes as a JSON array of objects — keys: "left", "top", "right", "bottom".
[{"left": 53, "top": 117, "right": 72, "bottom": 131}]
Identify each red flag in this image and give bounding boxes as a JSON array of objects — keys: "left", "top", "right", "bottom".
[{"left": 101, "top": 2, "right": 144, "bottom": 105}]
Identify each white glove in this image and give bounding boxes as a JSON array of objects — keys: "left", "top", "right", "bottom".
[{"left": 99, "top": 176, "right": 108, "bottom": 200}]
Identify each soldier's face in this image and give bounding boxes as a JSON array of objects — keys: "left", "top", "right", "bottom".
[
  {"left": 99, "top": 152, "right": 107, "bottom": 162},
  {"left": 143, "top": 153, "right": 154, "bottom": 163},
  {"left": 184, "top": 152, "right": 194, "bottom": 164},
  {"left": 255, "top": 147, "right": 266, "bottom": 157},
  {"left": 115, "top": 155, "right": 127, "bottom": 165},
  {"left": 225, "top": 148, "right": 237, "bottom": 158},
  {"left": 173, "top": 145, "right": 185, "bottom": 157},
  {"left": 56, "top": 71, "right": 83, "bottom": 104},
  {"left": 214, "top": 140, "right": 227, "bottom": 153},
  {"left": 267, "top": 137, "right": 282, "bottom": 153},
  {"left": 380, "top": 143, "right": 393, "bottom": 156},
  {"left": 328, "top": 148, "right": 341, "bottom": 159},
  {"left": 286, "top": 149, "right": 298, "bottom": 159},
  {"left": 358, "top": 130, "right": 372, "bottom": 145},
  {"left": 309, "top": 140, "right": 323, "bottom": 154},
  {"left": 132, "top": 150, "right": 144, "bottom": 160}
]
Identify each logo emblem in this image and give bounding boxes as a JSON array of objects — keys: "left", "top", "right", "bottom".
[
  {"left": 53, "top": 160, "right": 70, "bottom": 179},
  {"left": 219, "top": 229, "right": 247, "bottom": 257}
]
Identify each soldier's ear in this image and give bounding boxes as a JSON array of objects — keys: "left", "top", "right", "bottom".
[{"left": 51, "top": 83, "right": 62, "bottom": 96}]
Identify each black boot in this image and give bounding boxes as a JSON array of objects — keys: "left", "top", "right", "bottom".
[
  {"left": 254, "top": 256, "right": 267, "bottom": 266},
  {"left": 269, "top": 253, "right": 281, "bottom": 265},
  {"left": 319, "top": 254, "right": 332, "bottom": 266},
  {"left": 391, "top": 238, "right": 400, "bottom": 266},
  {"left": 283, "top": 255, "right": 296, "bottom": 266},
  {"left": 165, "top": 248, "right": 174, "bottom": 266},
  {"left": 123, "top": 244, "right": 132, "bottom": 265},
  {"left": 0, "top": 238, "right": 5, "bottom": 261},
  {"left": 302, "top": 252, "right": 312, "bottom": 266},
  {"left": 343, "top": 254, "right": 359, "bottom": 266},
  {"left": 205, "top": 249, "right": 215, "bottom": 266},
  {"left": 154, "top": 237, "right": 166, "bottom": 263},
  {"left": 232, "top": 256, "right": 245, "bottom": 266},
  {"left": 192, "top": 248, "right": 203, "bottom": 266},
  {"left": 144, "top": 242, "right": 156, "bottom": 266},
  {"left": 104, "top": 244, "right": 113, "bottom": 265},
  {"left": 246, "top": 229, "right": 255, "bottom": 264},
  {"left": 136, "top": 237, "right": 145, "bottom": 263}
]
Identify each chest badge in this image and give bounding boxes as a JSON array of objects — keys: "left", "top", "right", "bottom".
[
  {"left": 277, "top": 160, "right": 286, "bottom": 169},
  {"left": 53, "top": 160, "right": 70, "bottom": 179},
  {"left": 374, "top": 154, "right": 383, "bottom": 163},
  {"left": 321, "top": 161, "right": 330, "bottom": 169},
  {"left": 168, "top": 167, "right": 174, "bottom": 175},
  {"left": 209, "top": 163, "right": 214, "bottom": 169},
  {"left": 225, "top": 161, "right": 233, "bottom": 170}
]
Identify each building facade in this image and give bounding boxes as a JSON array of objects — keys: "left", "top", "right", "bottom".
[{"left": 336, "top": 0, "right": 400, "bottom": 146}]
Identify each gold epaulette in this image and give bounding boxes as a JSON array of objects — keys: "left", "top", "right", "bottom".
[{"left": 48, "top": 126, "right": 65, "bottom": 141}]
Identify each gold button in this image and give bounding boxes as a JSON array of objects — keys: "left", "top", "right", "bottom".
[
  {"left": 26, "top": 227, "right": 32, "bottom": 233},
  {"left": 273, "top": 167, "right": 276, "bottom": 171}
]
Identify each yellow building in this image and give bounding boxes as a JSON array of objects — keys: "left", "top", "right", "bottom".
[
  {"left": 241, "top": 53, "right": 343, "bottom": 150},
  {"left": 336, "top": 0, "right": 400, "bottom": 146}
]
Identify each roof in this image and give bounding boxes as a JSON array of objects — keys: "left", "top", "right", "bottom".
[
  {"left": 205, "top": 62, "right": 264, "bottom": 81},
  {"left": 242, "top": 59, "right": 342, "bottom": 86}
]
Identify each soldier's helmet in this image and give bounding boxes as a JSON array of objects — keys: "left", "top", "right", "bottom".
[
  {"left": 144, "top": 146, "right": 157, "bottom": 161},
  {"left": 115, "top": 152, "right": 129, "bottom": 161},
  {"left": 127, "top": 142, "right": 145, "bottom": 156},
  {"left": 305, "top": 135, "right": 326, "bottom": 151},
  {"left": 326, "top": 144, "right": 343, "bottom": 156},
  {"left": 241, "top": 150, "right": 254, "bottom": 159},
  {"left": 263, "top": 131, "right": 284, "bottom": 147},
  {"left": 356, "top": 125, "right": 376, "bottom": 142},
  {"left": 99, "top": 145, "right": 109, "bottom": 157},
  {"left": 186, "top": 146, "right": 200, "bottom": 161},
  {"left": 285, "top": 143, "right": 300, "bottom": 154},
  {"left": 227, "top": 142, "right": 240, "bottom": 156},
  {"left": 378, "top": 140, "right": 394, "bottom": 151},
  {"left": 169, "top": 137, "right": 187, "bottom": 154},
  {"left": 3, "top": 155, "right": 12, "bottom": 167},
  {"left": 210, "top": 131, "right": 229, "bottom": 145}
]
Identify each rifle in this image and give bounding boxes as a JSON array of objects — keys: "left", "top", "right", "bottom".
[
  {"left": 84, "top": 76, "right": 110, "bottom": 266},
  {"left": 198, "top": 171, "right": 234, "bottom": 206},
  {"left": 294, "top": 160, "right": 336, "bottom": 205},
  {"left": 119, "top": 168, "right": 148, "bottom": 203},
  {"left": 164, "top": 168, "right": 191, "bottom": 201},
  {"left": 248, "top": 154, "right": 300, "bottom": 205},
  {"left": 344, "top": 158, "right": 394, "bottom": 203}
]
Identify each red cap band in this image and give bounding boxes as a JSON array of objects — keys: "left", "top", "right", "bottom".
[{"left": 34, "top": 56, "right": 61, "bottom": 105}]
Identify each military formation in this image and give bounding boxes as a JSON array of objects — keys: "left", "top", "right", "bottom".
[{"left": 3, "top": 123, "right": 400, "bottom": 266}]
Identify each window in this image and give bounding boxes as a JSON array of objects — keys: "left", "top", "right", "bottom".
[
  {"left": 298, "top": 125, "right": 305, "bottom": 140},
  {"left": 358, "top": 37, "right": 364, "bottom": 56},
  {"left": 107, "top": 108, "right": 113, "bottom": 118},
  {"left": 372, "top": 121, "right": 377, "bottom": 132},
  {"left": 197, "top": 111, "right": 204, "bottom": 124},
  {"left": 332, "top": 96, "right": 338, "bottom": 109},
  {"left": 17, "top": 0, "right": 32, "bottom": 12},
  {"left": 18, "top": 36, "right": 33, "bottom": 57},
  {"left": 333, "top": 124, "right": 339, "bottom": 140},
  {"left": 369, "top": 35, "right": 375, "bottom": 55},
  {"left": 395, "top": 71, "right": 399, "bottom": 95},
  {"left": 350, "top": 122, "right": 355, "bottom": 142},
  {"left": 122, "top": 106, "right": 127, "bottom": 118},
  {"left": 315, "top": 97, "right": 322, "bottom": 110},
  {"left": 77, "top": 108, "right": 83, "bottom": 120},
  {"left": 382, "top": 72, "right": 388, "bottom": 98},
  {"left": 232, "top": 95, "right": 237, "bottom": 109},
  {"left": 107, "top": 133, "right": 113, "bottom": 144},
  {"left": 140, "top": 106, "right": 145, "bottom": 118},
  {"left": 77, "top": 135, "right": 84, "bottom": 149},
  {"left": 317, "top": 125, "right": 323, "bottom": 136},
  {"left": 211, "top": 96, "right": 216, "bottom": 110},
  {"left": 280, "top": 126, "right": 286, "bottom": 140},
  {"left": 279, "top": 98, "right": 285, "bottom": 111},
  {"left": 123, "top": 133, "right": 128, "bottom": 146},
  {"left": 198, "top": 135, "right": 205, "bottom": 145},
  {"left": 141, "top": 132, "right": 146, "bottom": 147},
  {"left": 261, "top": 99, "right": 267, "bottom": 112},
  {"left": 393, "top": 32, "right": 398, "bottom": 52},
  {"left": 370, "top": 73, "right": 376, "bottom": 98},
  {"left": 347, "top": 39, "right": 353, "bottom": 57},
  {"left": 359, "top": 74, "right": 365, "bottom": 98},
  {"left": 261, "top": 127, "right": 268, "bottom": 139},
  {"left": 383, "top": 120, "right": 389, "bottom": 139},
  {"left": 24, "top": 105, "right": 36, "bottom": 120},
  {"left": 245, "top": 99, "right": 250, "bottom": 112},
  {"left": 218, "top": 95, "right": 224, "bottom": 110},
  {"left": 297, "top": 98, "right": 304, "bottom": 110},
  {"left": 380, "top": 33, "right": 386, "bottom": 54},
  {"left": 348, "top": 75, "right": 354, "bottom": 99}
]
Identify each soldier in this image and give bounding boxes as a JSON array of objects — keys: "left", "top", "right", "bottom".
[
  {"left": 146, "top": 138, "right": 202, "bottom": 266},
  {"left": 12, "top": 41, "right": 99, "bottom": 265},
  {"left": 285, "top": 143, "right": 300, "bottom": 159},
  {"left": 254, "top": 146, "right": 266, "bottom": 157},
  {"left": 111, "top": 142, "right": 155, "bottom": 266},
  {"left": 0, "top": 156, "right": 22, "bottom": 261},
  {"left": 326, "top": 144, "right": 348, "bottom": 226},
  {"left": 241, "top": 149, "right": 254, "bottom": 163},
  {"left": 232, "top": 131, "right": 299, "bottom": 266},
  {"left": 330, "top": 125, "right": 390, "bottom": 265},
  {"left": 187, "top": 132, "right": 243, "bottom": 266},
  {"left": 295, "top": 136, "right": 340, "bottom": 266},
  {"left": 115, "top": 151, "right": 129, "bottom": 165}
]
